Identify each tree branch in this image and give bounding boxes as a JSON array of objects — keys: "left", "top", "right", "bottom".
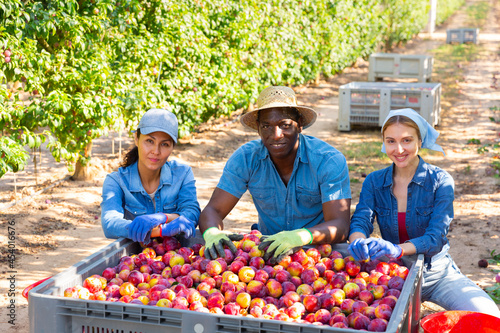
[{"left": 36, "top": 36, "right": 54, "bottom": 54}]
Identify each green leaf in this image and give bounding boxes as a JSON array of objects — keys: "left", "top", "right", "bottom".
[{"left": 27, "top": 135, "right": 34, "bottom": 148}]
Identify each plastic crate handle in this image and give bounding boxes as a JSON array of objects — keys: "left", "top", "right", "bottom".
[{"left": 22, "top": 276, "right": 51, "bottom": 301}]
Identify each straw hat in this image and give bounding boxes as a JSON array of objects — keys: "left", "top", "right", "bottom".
[{"left": 240, "top": 86, "right": 317, "bottom": 131}]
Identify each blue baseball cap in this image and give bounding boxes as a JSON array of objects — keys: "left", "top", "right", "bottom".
[{"left": 137, "top": 108, "right": 178, "bottom": 143}]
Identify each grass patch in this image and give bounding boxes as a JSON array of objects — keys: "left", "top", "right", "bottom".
[
  {"left": 467, "top": 1, "right": 489, "bottom": 27},
  {"left": 341, "top": 141, "right": 388, "bottom": 176},
  {"left": 343, "top": 140, "right": 438, "bottom": 160},
  {"left": 342, "top": 141, "right": 386, "bottom": 160},
  {"left": 342, "top": 140, "right": 438, "bottom": 176},
  {"left": 432, "top": 43, "right": 480, "bottom": 68},
  {"left": 431, "top": 34, "right": 482, "bottom": 78},
  {"left": 490, "top": 160, "right": 500, "bottom": 178},
  {"left": 430, "top": 0, "right": 490, "bottom": 107},
  {"left": 430, "top": 43, "right": 482, "bottom": 107}
]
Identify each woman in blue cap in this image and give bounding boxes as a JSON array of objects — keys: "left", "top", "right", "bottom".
[
  {"left": 348, "top": 108, "right": 500, "bottom": 316},
  {"left": 101, "top": 108, "right": 200, "bottom": 244}
]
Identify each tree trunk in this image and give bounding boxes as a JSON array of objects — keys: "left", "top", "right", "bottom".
[
  {"left": 71, "top": 141, "right": 94, "bottom": 181},
  {"left": 313, "top": 72, "right": 321, "bottom": 86}
]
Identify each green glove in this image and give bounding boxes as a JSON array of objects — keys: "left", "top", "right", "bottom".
[
  {"left": 203, "top": 227, "right": 244, "bottom": 260},
  {"left": 258, "top": 229, "right": 313, "bottom": 265}
]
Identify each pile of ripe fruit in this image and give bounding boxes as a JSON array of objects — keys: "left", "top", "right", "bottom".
[{"left": 63, "top": 231, "right": 410, "bottom": 331}]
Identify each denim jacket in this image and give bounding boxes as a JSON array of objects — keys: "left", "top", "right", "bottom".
[
  {"left": 100, "top": 160, "right": 201, "bottom": 239},
  {"left": 349, "top": 157, "right": 454, "bottom": 264}
]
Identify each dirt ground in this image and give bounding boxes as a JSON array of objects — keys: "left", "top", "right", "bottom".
[{"left": 1, "top": 0, "right": 500, "bottom": 332}]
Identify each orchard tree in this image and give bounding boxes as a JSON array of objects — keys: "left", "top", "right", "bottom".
[
  {"left": 0, "top": 136, "right": 29, "bottom": 178},
  {"left": 0, "top": 0, "right": 164, "bottom": 180},
  {"left": 0, "top": 0, "right": 436, "bottom": 182},
  {"left": 380, "top": 0, "right": 428, "bottom": 51}
]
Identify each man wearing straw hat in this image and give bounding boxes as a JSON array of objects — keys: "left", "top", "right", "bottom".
[{"left": 199, "top": 86, "right": 351, "bottom": 263}]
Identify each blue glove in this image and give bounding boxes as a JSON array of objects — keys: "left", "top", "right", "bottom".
[
  {"left": 367, "top": 237, "right": 402, "bottom": 260},
  {"left": 160, "top": 216, "right": 197, "bottom": 238},
  {"left": 348, "top": 238, "right": 373, "bottom": 262},
  {"left": 128, "top": 213, "right": 166, "bottom": 243}
]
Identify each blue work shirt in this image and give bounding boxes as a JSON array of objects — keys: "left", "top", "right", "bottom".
[
  {"left": 100, "top": 160, "right": 201, "bottom": 239},
  {"left": 217, "top": 134, "right": 351, "bottom": 235},
  {"left": 349, "top": 156, "right": 454, "bottom": 264}
]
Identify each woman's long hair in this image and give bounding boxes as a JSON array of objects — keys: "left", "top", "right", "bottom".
[{"left": 120, "top": 129, "right": 140, "bottom": 168}]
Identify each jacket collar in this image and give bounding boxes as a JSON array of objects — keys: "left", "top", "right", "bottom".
[
  {"left": 127, "top": 162, "right": 173, "bottom": 193},
  {"left": 412, "top": 156, "right": 428, "bottom": 186},
  {"left": 258, "top": 133, "right": 309, "bottom": 164},
  {"left": 382, "top": 156, "right": 427, "bottom": 188}
]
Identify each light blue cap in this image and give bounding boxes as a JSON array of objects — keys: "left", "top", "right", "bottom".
[
  {"left": 137, "top": 108, "right": 178, "bottom": 143},
  {"left": 381, "top": 108, "right": 445, "bottom": 156}
]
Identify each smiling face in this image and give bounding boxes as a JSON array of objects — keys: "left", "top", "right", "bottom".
[
  {"left": 257, "top": 108, "right": 302, "bottom": 161},
  {"left": 134, "top": 131, "right": 174, "bottom": 173},
  {"left": 383, "top": 122, "right": 421, "bottom": 170}
]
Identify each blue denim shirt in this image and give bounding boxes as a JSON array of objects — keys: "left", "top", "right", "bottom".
[
  {"left": 100, "top": 160, "right": 201, "bottom": 239},
  {"left": 217, "top": 134, "right": 351, "bottom": 235},
  {"left": 350, "top": 157, "right": 454, "bottom": 264}
]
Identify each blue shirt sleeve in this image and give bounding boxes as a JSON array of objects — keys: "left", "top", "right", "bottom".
[
  {"left": 100, "top": 174, "right": 130, "bottom": 239},
  {"left": 319, "top": 152, "right": 351, "bottom": 202},
  {"left": 409, "top": 170, "right": 454, "bottom": 256},
  {"left": 217, "top": 146, "right": 250, "bottom": 199},
  {"left": 173, "top": 166, "right": 201, "bottom": 223}
]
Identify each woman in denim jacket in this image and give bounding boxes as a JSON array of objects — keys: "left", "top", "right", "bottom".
[
  {"left": 101, "top": 109, "right": 200, "bottom": 244},
  {"left": 348, "top": 108, "right": 499, "bottom": 317}
]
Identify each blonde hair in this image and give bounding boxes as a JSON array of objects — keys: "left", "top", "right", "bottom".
[{"left": 382, "top": 115, "right": 421, "bottom": 141}]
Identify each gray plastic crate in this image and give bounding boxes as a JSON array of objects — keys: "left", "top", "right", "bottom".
[
  {"left": 368, "top": 53, "right": 433, "bottom": 83},
  {"left": 446, "top": 28, "right": 479, "bottom": 44},
  {"left": 28, "top": 238, "right": 423, "bottom": 333},
  {"left": 338, "top": 82, "right": 441, "bottom": 132}
]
